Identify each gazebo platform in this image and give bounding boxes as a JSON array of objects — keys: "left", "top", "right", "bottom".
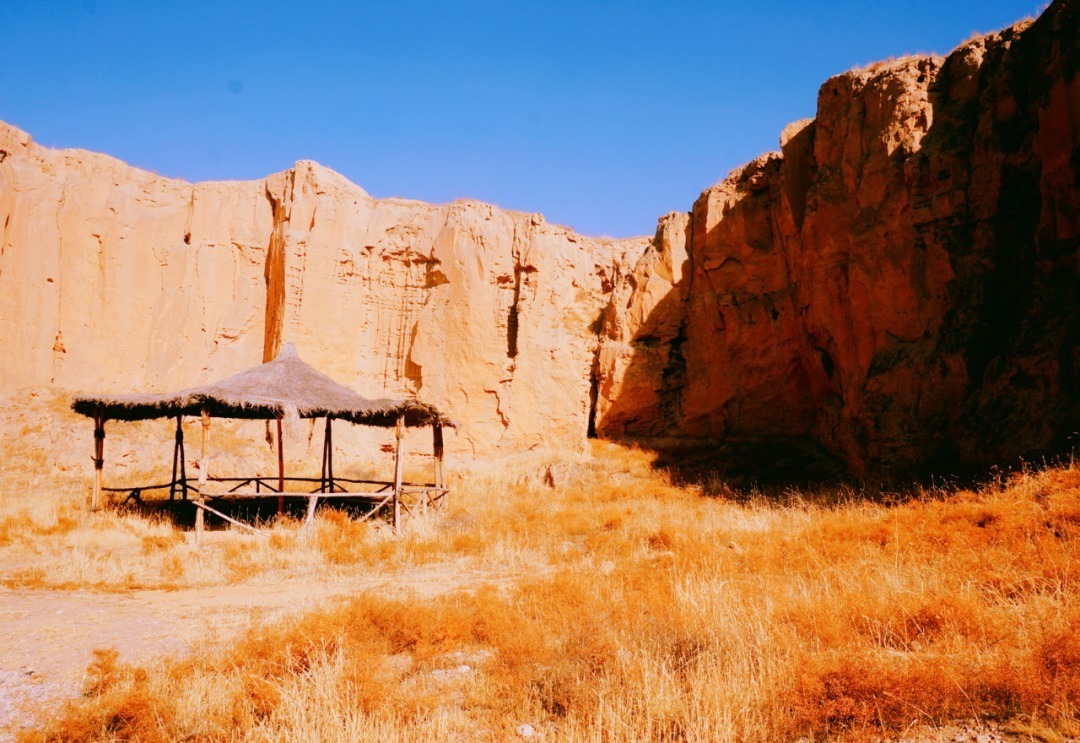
[
  {"left": 73, "top": 344, "right": 453, "bottom": 540},
  {"left": 107, "top": 474, "right": 448, "bottom": 533}
]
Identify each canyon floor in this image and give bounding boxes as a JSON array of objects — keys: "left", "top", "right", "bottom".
[
  {"left": 0, "top": 560, "right": 527, "bottom": 739},
  {"left": 0, "top": 398, "right": 1077, "bottom": 741},
  {"left": 0, "top": 576, "right": 1058, "bottom": 743}
]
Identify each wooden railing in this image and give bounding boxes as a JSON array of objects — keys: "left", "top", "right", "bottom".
[
  {"left": 103, "top": 475, "right": 444, "bottom": 498},
  {"left": 102, "top": 475, "right": 449, "bottom": 530}
]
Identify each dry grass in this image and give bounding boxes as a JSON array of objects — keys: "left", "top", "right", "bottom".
[
  {"left": 4, "top": 417, "right": 1076, "bottom": 741},
  {"left": 3, "top": 391, "right": 1077, "bottom": 739},
  {"left": 0, "top": 390, "right": 436, "bottom": 591}
]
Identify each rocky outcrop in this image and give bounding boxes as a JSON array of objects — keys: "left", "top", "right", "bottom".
[
  {"left": 1, "top": 1, "right": 1076, "bottom": 474},
  {"left": 596, "top": 0, "right": 1079, "bottom": 475},
  {"left": 0, "top": 123, "right": 648, "bottom": 455}
]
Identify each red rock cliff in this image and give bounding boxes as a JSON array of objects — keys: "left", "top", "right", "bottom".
[
  {"left": 597, "top": 0, "right": 1079, "bottom": 475},
  {"left": 1, "top": 1, "right": 1076, "bottom": 473}
]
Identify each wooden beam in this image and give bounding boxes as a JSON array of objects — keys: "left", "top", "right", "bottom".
[
  {"left": 304, "top": 494, "right": 319, "bottom": 526},
  {"left": 91, "top": 412, "right": 105, "bottom": 511},
  {"left": 196, "top": 408, "right": 210, "bottom": 546},
  {"left": 433, "top": 422, "right": 445, "bottom": 510},
  {"left": 319, "top": 418, "right": 329, "bottom": 492},
  {"left": 276, "top": 416, "right": 285, "bottom": 516},
  {"left": 358, "top": 492, "right": 395, "bottom": 523},
  {"left": 178, "top": 417, "right": 188, "bottom": 500},
  {"left": 392, "top": 415, "right": 404, "bottom": 531},
  {"left": 193, "top": 501, "right": 268, "bottom": 537},
  {"left": 170, "top": 415, "right": 183, "bottom": 501},
  {"left": 201, "top": 490, "right": 398, "bottom": 499},
  {"left": 326, "top": 417, "right": 335, "bottom": 493}
]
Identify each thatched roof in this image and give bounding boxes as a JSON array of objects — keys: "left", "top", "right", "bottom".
[{"left": 71, "top": 344, "right": 450, "bottom": 428}]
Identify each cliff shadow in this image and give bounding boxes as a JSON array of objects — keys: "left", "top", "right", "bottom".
[
  {"left": 589, "top": 263, "right": 1067, "bottom": 498},
  {"left": 594, "top": 3, "right": 1080, "bottom": 492},
  {"left": 641, "top": 436, "right": 848, "bottom": 498},
  {"left": 115, "top": 497, "right": 386, "bottom": 530},
  {"left": 592, "top": 238, "right": 847, "bottom": 496}
]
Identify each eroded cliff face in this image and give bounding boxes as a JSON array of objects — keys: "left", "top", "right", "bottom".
[
  {"left": 0, "top": 124, "right": 648, "bottom": 455},
  {"left": 596, "top": 0, "right": 1079, "bottom": 475},
  {"left": 1, "top": 0, "right": 1076, "bottom": 473}
]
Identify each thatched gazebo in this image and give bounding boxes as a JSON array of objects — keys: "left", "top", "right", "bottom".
[{"left": 72, "top": 344, "right": 451, "bottom": 540}]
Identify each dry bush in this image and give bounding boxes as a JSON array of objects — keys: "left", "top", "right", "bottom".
[{"left": 312, "top": 508, "right": 378, "bottom": 565}]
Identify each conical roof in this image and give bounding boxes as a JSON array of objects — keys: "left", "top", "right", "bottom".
[{"left": 72, "top": 344, "right": 449, "bottom": 428}]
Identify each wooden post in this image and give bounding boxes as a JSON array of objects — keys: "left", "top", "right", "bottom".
[
  {"left": 276, "top": 416, "right": 285, "bottom": 516},
  {"left": 326, "top": 417, "right": 334, "bottom": 494},
  {"left": 319, "top": 417, "right": 334, "bottom": 494},
  {"left": 319, "top": 419, "right": 329, "bottom": 493},
  {"left": 392, "top": 415, "right": 404, "bottom": 531},
  {"left": 196, "top": 409, "right": 210, "bottom": 546},
  {"left": 178, "top": 418, "right": 188, "bottom": 500},
  {"left": 433, "top": 422, "right": 445, "bottom": 509},
  {"left": 170, "top": 415, "right": 184, "bottom": 501},
  {"left": 91, "top": 412, "right": 105, "bottom": 511}
]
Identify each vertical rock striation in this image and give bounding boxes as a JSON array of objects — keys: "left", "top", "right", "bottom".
[{"left": 0, "top": 123, "right": 648, "bottom": 455}]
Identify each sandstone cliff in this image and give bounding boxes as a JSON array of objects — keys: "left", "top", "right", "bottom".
[
  {"left": 596, "top": 0, "right": 1079, "bottom": 475},
  {"left": 0, "top": 123, "right": 647, "bottom": 455},
  {"left": 1, "top": 0, "right": 1076, "bottom": 474}
]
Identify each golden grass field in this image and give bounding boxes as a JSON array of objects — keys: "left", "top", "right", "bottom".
[{"left": 0, "top": 394, "right": 1077, "bottom": 741}]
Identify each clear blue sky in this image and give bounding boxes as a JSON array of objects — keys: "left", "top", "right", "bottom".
[{"left": 0, "top": 1, "right": 1047, "bottom": 237}]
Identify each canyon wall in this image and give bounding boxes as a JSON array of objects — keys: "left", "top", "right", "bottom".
[
  {"left": 596, "top": 0, "right": 1079, "bottom": 475},
  {"left": 0, "top": 124, "right": 647, "bottom": 456},
  {"left": 1, "top": 0, "right": 1076, "bottom": 473}
]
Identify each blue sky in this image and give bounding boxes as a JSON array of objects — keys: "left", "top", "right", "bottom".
[{"left": 0, "top": 1, "right": 1046, "bottom": 237}]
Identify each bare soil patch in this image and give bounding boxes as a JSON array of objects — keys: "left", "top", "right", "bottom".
[{"left": 0, "top": 559, "right": 516, "bottom": 739}]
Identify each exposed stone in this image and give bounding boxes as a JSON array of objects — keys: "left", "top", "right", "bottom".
[
  {"left": 596, "top": 1, "right": 1079, "bottom": 476},
  {"left": 1, "top": 1, "right": 1077, "bottom": 475},
  {"left": 0, "top": 124, "right": 648, "bottom": 456}
]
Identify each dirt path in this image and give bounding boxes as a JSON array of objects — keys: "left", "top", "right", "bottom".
[{"left": 0, "top": 560, "right": 514, "bottom": 739}]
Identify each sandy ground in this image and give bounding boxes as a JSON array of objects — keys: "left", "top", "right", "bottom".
[
  {"left": 0, "top": 560, "right": 513, "bottom": 739},
  {"left": 1, "top": 583, "right": 1052, "bottom": 743}
]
